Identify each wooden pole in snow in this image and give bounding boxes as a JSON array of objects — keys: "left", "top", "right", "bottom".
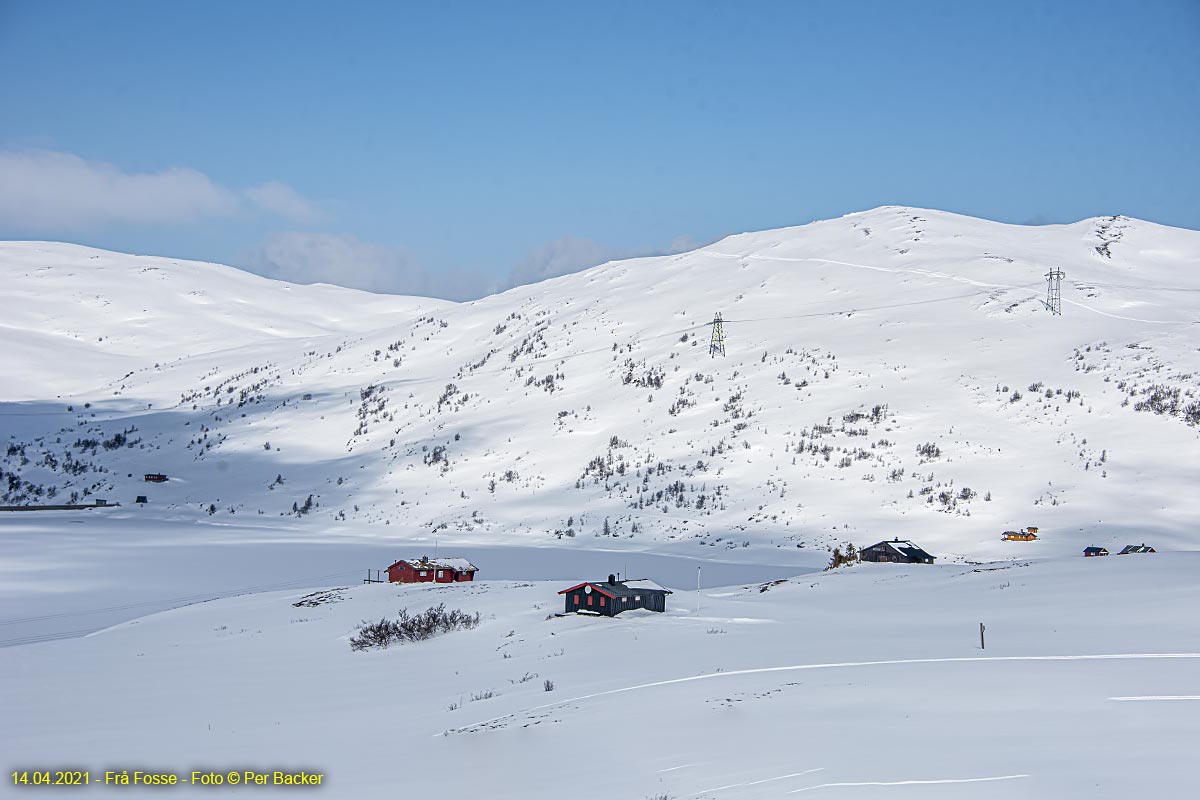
[{"left": 980, "top": 622, "right": 986, "bottom": 650}]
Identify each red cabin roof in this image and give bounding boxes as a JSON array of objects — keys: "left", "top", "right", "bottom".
[{"left": 557, "top": 582, "right": 617, "bottom": 599}]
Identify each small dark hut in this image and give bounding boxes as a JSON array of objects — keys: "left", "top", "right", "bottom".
[
  {"left": 859, "top": 538, "right": 936, "bottom": 564},
  {"left": 558, "top": 575, "right": 672, "bottom": 616}
]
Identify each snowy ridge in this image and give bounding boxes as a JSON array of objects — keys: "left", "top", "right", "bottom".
[
  {"left": 0, "top": 241, "right": 452, "bottom": 399},
  {"left": 2, "top": 207, "right": 1199, "bottom": 562}
]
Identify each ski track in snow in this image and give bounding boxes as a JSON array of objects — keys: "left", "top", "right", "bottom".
[
  {"left": 1109, "top": 695, "right": 1200, "bottom": 701},
  {"left": 444, "top": 652, "right": 1200, "bottom": 735},
  {"left": 786, "top": 774, "right": 1031, "bottom": 793},
  {"left": 694, "top": 767, "right": 824, "bottom": 795}
]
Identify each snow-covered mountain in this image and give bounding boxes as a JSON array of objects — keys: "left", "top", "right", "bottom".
[{"left": 2, "top": 207, "right": 1198, "bottom": 562}]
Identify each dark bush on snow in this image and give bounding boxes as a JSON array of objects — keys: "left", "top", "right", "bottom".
[{"left": 349, "top": 603, "right": 481, "bottom": 651}]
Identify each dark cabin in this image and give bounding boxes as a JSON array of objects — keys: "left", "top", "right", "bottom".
[
  {"left": 558, "top": 575, "right": 672, "bottom": 616},
  {"left": 144, "top": 473, "right": 168, "bottom": 483},
  {"left": 1118, "top": 544, "right": 1156, "bottom": 555},
  {"left": 1083, "top": 546, "right": 1109, "bottom": 557},
  {"left": 859, "top": 538, "right": 936, "bottom": 564}
]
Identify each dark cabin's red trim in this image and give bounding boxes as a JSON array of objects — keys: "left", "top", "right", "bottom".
[{"left": 556, "top": 582, "right": 616, "bottom": 599}]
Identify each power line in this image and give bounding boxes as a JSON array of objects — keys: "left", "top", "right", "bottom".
[
  {"left": 3, "top": 268, "right": 1197, "bottom": 422},
  {"left": 1074, "top": 281, "right": 1200, "bottom": 293},
  {"left": 713, "top": 287, "right": 1004, "bottom": 325},
  {"left": 0, "top": 569, "right": 363, "bottom": 628},
  {"left": 0, "top": 627, "right": 107, "bottom": 648},
  {"left": 0, "top": 284, "right": 1038, "bottom": 421}
]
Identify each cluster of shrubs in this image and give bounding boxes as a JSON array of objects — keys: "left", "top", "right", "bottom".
[
  {"left": 826, "top": 543, "right": 860, "bottom": 570},
  {"left": 349, "top": 603, "right": 480, "bottom": 651}
]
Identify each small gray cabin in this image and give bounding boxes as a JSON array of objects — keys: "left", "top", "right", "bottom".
[{"left": 558, "top": 575, "right": 672, "bottom": 616}]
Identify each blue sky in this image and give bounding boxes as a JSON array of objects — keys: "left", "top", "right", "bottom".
[{"left": 1, "top": 0, "right": 1197, "bottom": 298}]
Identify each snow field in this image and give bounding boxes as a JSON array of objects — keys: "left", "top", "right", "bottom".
[{"left": 3, "top": 553, "right": 1198, "bottom": 798}]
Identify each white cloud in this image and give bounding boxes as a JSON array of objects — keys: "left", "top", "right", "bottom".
[
  {"left": 0, "top": 149, "right": 319, "bottom": 231},
  {"left": 245, "top": 231, "right": 483, "bottom": 300},
  {"left": 244, "top": 181, "right": 321, "bottom": 223},
  {"left": 244, "top": 229, "right": 727, "bottom": 301},
  {"left": 507, "top": 236, "right": 613, "bottom": 287}
]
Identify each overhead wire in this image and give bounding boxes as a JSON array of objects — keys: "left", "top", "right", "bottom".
[
  {"left": 0, "top": 568, "right": 364, "bottom": 629},
  {"left": 0, "top": 276, "right": 1099, "bottom": 420}
]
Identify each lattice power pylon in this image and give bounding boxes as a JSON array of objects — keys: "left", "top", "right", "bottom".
[
  {"left": 1044, "top": 268, "right": 1066, "bottom": 315},
  {"left": 708, "top": 312, "right": 726, "bottom": 357}
]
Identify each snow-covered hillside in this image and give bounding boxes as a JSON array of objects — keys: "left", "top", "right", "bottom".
[
  {"left": 5, "top": 554, "right": 1199, "bottom": 798},
  {"left": 0, "top": 241, "right": 451, "bottom": 399},
  {"left": 2, "top": 208, "right": 1199, "bottom": 563}
]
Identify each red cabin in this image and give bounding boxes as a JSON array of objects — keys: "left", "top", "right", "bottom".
[
  {"left": 144, "top": 473, "right": 168, "bottom": 483},
  {"left": 386, "top": 556, "right": 477, "bottom": 584}
]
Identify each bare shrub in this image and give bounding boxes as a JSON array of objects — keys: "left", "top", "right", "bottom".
[{"left": 349, "top": 603, "right": 481, "bottom": 651}]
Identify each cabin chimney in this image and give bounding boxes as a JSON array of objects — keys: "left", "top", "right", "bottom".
[{"left": 608, "top": 573, "right": 617, "bottom": 585}]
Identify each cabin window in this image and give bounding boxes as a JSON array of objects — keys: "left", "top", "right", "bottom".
[
  {"left": 622, "top": 597, "right": 628, "bottom": 602},
  {"left": 437, "top": 570, "right": 444, "bottom": 579},
  {"left": 634, "top": 595, "right": 641, "bottom": 602},
  {"left": 599, "top": 597, "right": 606, "bottom": 607},
  {"left": 419, "top": 570, "right": 427, "bottom": 577},
  {"left": 587, "top": 595, "right": 593, "bottom": 606},
  {"left": 573, "top": 595, "right": 579, "bottom": 605}
]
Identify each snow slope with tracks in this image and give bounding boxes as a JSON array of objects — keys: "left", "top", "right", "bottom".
[{"left": 4, "top": 553, "right": 1199, "bottom": 798}]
